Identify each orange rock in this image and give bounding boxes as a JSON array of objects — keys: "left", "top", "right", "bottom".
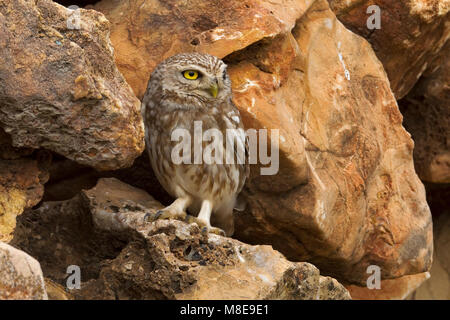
[
  {"left": 90, "top": 0, "right": 313, "bottom": 99},
  {"left": 0, "top": 157, "right": 49, "bottom": 242},
  {"left": 91, "top": 0, "right": 433, "bottom": 284},
  {"left": 0, "top": 0, "right": 144, "bottom": 171},
  {"left": 346, "top": 272, "right": 430, "bottom": 300},
  {"left": 328, "top": 0, "right": 449, "bottom": 99}
]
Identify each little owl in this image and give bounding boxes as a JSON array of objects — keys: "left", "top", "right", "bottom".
[{"left": 141, "top": 53, "right": 249, "bottom": 236}]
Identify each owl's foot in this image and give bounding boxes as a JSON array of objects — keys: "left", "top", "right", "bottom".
[
  {"left": 185, "top": 215, "right": 226, "bottom": 236},
  {"left": 144, "top": 197, "right": 191, "bottom": 222},
  {"left": 144, "top": 208, "right": 186, "bottom": 222},
  {"left": 203, "top": 226, "right": 226, "bottom": 236},
  {"left": 152, "top": 208, "right": 187, "bottom": 221}
]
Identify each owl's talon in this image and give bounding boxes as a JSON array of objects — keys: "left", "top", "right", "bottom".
[
  {"left": 145, "top": 208, "right": 187, "bottom": 222},
  {"left": 208, "top": 227, "right": 226, "bottom": 236},
  {"left": 190, "top": 218, "right": 225, "bottom": 236},
  {"left": 155, "top": 210, "right": 164, "bottom": 219},
  {"left": 201, "top": 225, "right": 226, "bottom": 236},
  {"left": 143, "top": 212, "right": 152, "bottom": 222}
]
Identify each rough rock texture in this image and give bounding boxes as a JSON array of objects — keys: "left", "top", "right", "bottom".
[
  {"left": 90, "top": 0, "right": 433, "bottom": 284},
  {"left": 411, "top": 212, "right": 450, "bottom": 299},
  {"left": 328, "top": 0, "right": 450, "bottom": 99},
  {"left": 0, "top": 129, "right": 49, "bottom": 242},
  {"left": 0, "top": 242, "right": 48, "bottom": 300},
  {"left": 0, "top": 0, "right": 144, "bottom": 171},
  {"left": 11, "top": 178, "right": 350, "bottom": 300},
  {"left": 45, "top": 278, "right": 73, "bottom": 300},
  {"left": 399, "top": 42, "right": 449, "bottom": 183},
  {"left": 347, "top": 272, "right": 430, "bottom": 300},
  {"left": 42, "top": 152, "right": 173, "bottom": 206},
  {"left": 90, "top": 0, "right": 314, "bottom": 99}
]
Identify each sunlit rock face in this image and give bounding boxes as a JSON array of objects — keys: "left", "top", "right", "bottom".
[
  {"left": 0, "top": 0, "right": 145, "bottom": 171},
  {"left": 89, "top": 0, "right": 433, "bottom": 284},
  {"left": 328, "top": 0, "right": 449, "bottom": 99},
  {"left": 11, "top": 178, "right": 351, "bottom": 300}
]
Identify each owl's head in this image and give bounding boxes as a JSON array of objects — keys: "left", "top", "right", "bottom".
[{"left": 151, "top": 53, "right": 232, "bottom": 104}]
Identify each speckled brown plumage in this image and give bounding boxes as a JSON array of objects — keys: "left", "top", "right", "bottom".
[{"left": 141, "top": 53, "right": 249, "bottom": 235}]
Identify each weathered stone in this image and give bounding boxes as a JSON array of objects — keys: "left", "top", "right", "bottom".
[
  {"left": 328, "top": 0, "right": 450, "bottom": 98},
  {"left": 90, "top": 0, "right": 314, "bottom": 99},
  {"left": 45, "top": 278, "right": 73, "bottom": 300},
  {"left": 89, "top": 0, "right": 433, "bottom": 284},
  {"left": 411, "top": 212, "right": 450, "bottom": 299},
  {"left": 346, "top": 272, "right": 430, "bottom": 300},
  {"left": 0, "top": 128, "right": 33, "bottom": 160},
  {"left": 0, "top": 0, "right": 144, "bottom": 171},
  {"left": 230, "top": 0, "right": 433, "bottom": 284},
  {"left": 0, "top": 155, "right": 49, "bottom": 243},
  {"left": 0, "top": 242, "right": 48, "bottom": 300},
  {"left": 12, "top": 178, "right": 350, "bottom": 300},
  {"left": 399, "top": 42, "right": 449, "bottom": 183}
]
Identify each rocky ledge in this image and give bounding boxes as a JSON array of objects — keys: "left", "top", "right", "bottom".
[{"left": 10, "top": 178, "right": 350, "bottom": 300}]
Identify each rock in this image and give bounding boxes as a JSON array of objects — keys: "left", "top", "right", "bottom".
[
  {"left": 346, "top": 272, "right": 430, "bottom": 300},
  {"left": 45, "top": 278, "right": 73, "bottom": 300},
  {"left": 0, "top": 242, "right": 48, "bottom": 300},
  {"left": 0, "top": 0, "right": 144, "bottom": 171},
  {"left": 88, "top": 0, "right": 433, "bottom": 284},
  {"left": 41, "top": 152, "right": 173, "bottom": 206},
  {"left": 229, "top": 0, "right": 433, "bottom": 284},
  {"left": 11, "top": 178, "right": 350, "bottom": 300},
  {"left": 0, "top": 135, "right": 49, "bottom": 242},
  {"left": 411, "top": 212, "right": 450, "bottom": 299},
  {"left": 328, "top": 0, "right": 450, "bottom": 99},
  {"left": 0, "top": 128, "right": 33, "bottom": 160},
  {"left": 90, "top": 0, "right": 314, "bottom": 99},
  {"left": 399, "top": 42, "right": 449, "bottom": 183}
]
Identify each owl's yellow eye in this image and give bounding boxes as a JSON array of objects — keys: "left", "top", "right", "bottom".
[{"left": 183, "top": 70, "right": 200, "bottom": 80}]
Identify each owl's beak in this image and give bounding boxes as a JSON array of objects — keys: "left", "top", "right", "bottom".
[{"left": 209, "top": 83, "right": 219, "bottom": 98}]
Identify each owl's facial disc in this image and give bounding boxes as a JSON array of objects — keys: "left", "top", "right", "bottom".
[
  {"left": 176, "top": 66, "right": 225, "bottom": 100},
  {"left": 198, "top": 75, "right": 224, "bottom": 99}
]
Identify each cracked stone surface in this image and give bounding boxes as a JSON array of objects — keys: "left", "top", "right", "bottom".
[
  {"left": 328, "top": 0, "right": 449, "bottom": 99},
  {"left": 11, "top": 178, "right": 351, "bottom": 300},
  {"left": 88, "top": 0, "right": 433, "bottom": 284},
  {"left": 0, "top": 241, "right": 48, "bottom": 300},
  {"left": 0, "top": 0, "right": 144, "bottom": 171}
]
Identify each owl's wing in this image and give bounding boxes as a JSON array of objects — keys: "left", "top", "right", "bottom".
[{"left": 228, "top": 106, "right": 250, "bottom": 195}]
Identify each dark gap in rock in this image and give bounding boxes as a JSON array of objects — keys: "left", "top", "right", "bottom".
[
  {"left": 423, "top": 182, "right": 450, "bottom": 219},
  {"left": 42, "top": 151, "right": 173, "bottom": 207},
  {"left": 223, "top": 36, "right": 277, "bottom": 74},
  {"left": 11, "top": 195, "right": 133, "bottom": 287}
]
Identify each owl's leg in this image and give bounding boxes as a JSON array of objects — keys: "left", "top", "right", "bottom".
[
  {"left": 190, "top": 200, "right": 225, "bottom": 236},
  {"left": 212, "top": 199, "right": 235, "bottom": 237},
  {"left": 147, "top": 197, "right": 191, "bottom": 222}
]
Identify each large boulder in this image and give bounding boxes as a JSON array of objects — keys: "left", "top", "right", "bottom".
[
  {"left": 89, "top": 0, "right": 314, "bottom": 99},
  {"left": 0, "top": 242, "right": 48, "bottom": 300},
  {"left": 11, "top": 178, "right": 350, "bottom": 300},
  {"left": 0, "top": 0, "right": 144, "bottom": 171},
  {"left": 328, "top": 0, "right": 449, "bottom": 99},
  {"left": 90, "top": 0, "right": 433, "bottom": 284}
]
